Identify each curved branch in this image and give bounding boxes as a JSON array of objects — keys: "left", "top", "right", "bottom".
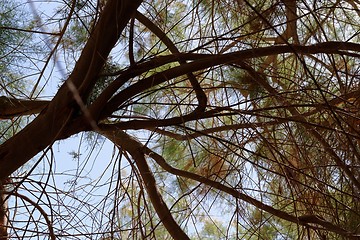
[
  {"left": 151, "top": 121, "right": 278, "bottom": 140},
  {"left": 99, "top": 128, "right": 190, "bottom": 240},
  {"left": 98, "top": 108, "right": 229, "bottom": 131},
  {"left": 0, "top": 97, "right": 49, "bottom": 119},
  {"left": 238, "top": 61, "right": 360, "bottom": 190},
  {"left": 100, "top": 41, "right": 360, "bottom": 118},
  {"left": 9, "top": 192, "right": 55, "bottom": 240},
  {"left": 0, "top": 0, "right": 143, "bottom": 180},
  {"left": 141, "top": 145, "right": 357, "bottom": 238},
  {"left": 135, "top": 11, "right": 207, "bottom": 112},
  {"left": 89, "top": 54, "right": 184, "bottom": 119}
]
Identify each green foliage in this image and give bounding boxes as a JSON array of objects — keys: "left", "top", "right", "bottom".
[
  {"left": 198, "top": 218, "right": 227, "bottom": 239},
  {"left": 0, "top": 0, "right": 32, "bottom": 95},
  {"left": 58, "top": 1, "right": 94, "bottom": 52},
  {"left": 0, "top": 0, "right": 24, "bottom": 57},
  {"left": 226, "top": 67, "right": 264, "bottom": 100},
  {"left": 3, "top": 0, "right": 360, "bottom": 239},
  {"left": 87, "top": 61, "right": 121, "bottom": 104}
]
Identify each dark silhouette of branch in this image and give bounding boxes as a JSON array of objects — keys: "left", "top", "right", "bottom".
[
  {"left": 141, "top": 142, "right": 358, "bottom": 239},
  {"left": 0, "top": 96, "right": 49, "bottom": 119},
  {"left": 0, "top": 0, "right": 143, "bottom": 180},
  {"left": 99, "top": 128, "right": 190, "bottom": 240},
  {"left": 135, "top": 11, "right": 207, "bottom": 113},
  {"left": 8, "top": 191, "right": 55, "bottom": 240}
]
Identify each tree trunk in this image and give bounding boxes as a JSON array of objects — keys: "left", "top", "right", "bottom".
[{"left": 0, "top": 180, "right": 8, "bottom": 240}]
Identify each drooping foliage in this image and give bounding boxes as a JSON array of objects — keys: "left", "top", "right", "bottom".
[{"left": 1, "top": 0, "right": 360, "bottom": 239}]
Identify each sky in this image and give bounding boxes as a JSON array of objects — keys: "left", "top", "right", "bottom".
[
  {"left": 5, "top": 1, "right": 235, "bottom": 239},
  {"left": 5, "top": 1, "right": 130, "bottom": 238}
]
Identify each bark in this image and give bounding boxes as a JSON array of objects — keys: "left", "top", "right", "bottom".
[
  {"left": 0, "top": 181, "right": 7, "bottom": 240},
  {"left": 0, "top": 0, "right": 143, "bottom": 180},
  {"left": 0, "top": 96, "right": 49, "bottom": 119},
  {"left": 100, "top": 129, "right": 190, "bottom": 240},
  {"left": 0, "top": 39, "right": 359, "bottom": 180},
  {"left": 99, "top": 128, "right": 356, "bottom": 238},
  {"left": 142, "top": 145, "right": 357, "bottom": 238},
  {"left": 135, "top": 11, "right": 207, "bottom": 112}
]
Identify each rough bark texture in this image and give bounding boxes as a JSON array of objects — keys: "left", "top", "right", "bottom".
[
  {"left": 0, "top": 182, "right": 7, "bottom": 240},
  {"left": 100, "top": 129, "right": 190, "bottom": 240},
  {"left": 0, "top": 96, "right": 49, "bottom": 119},
  {"left": 0, "top": 0, "right": 143, "bottom": 180}
]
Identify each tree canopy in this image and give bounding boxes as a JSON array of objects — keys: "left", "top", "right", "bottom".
[{"left": 1, "top": 0, "right": 360, "bottom": 239}]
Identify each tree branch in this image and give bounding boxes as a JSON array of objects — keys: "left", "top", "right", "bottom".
[
  {"left": 99, "top": 128, "right": 190, "bottom": 240},
  {"left": 0, "top": 97, "right": 49, "bottom": 119},
  {"left": 100, "top": 41, "right": 360, "bottom": 118},
  {"left": 0, "top": 0, "right": 143, "bottom": 180},
  {"left": 135, "top": 11, "right": 207, "bottom": 112},
  {"left": 142, "top": 144, "right": 357, "bottom": 238}
]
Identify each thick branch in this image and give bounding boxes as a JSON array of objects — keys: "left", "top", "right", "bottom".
[
  {"left": 0, "top": 97, "right": 49, "bottom": 119},
  {"left": 98, "top": 108, "right": 229, "bottom": 131},
  {"left": 100, "top": 41, "right": 360, "bottom": 118},
  {"left": 99, "top": 129, "right": 190, "bottom": 240},
  {"left": 0, "top": 181, "right": 8, "bottom": 240},
  {"left": 135, "top": 11, "right": 207, "bottom": 112},
  {"left": 142, "top": 145, "right": 357, "bottom": 238},
  {"left": 282, "top": 0, "right": 299, "bottom": 43},
  {"left": 0, "top": 0, "right": 143, "bottom": 180}
]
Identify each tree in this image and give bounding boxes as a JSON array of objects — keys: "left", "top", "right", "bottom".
[{"left": 1, "top": 0, "right": 360, "bottom": 239}]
